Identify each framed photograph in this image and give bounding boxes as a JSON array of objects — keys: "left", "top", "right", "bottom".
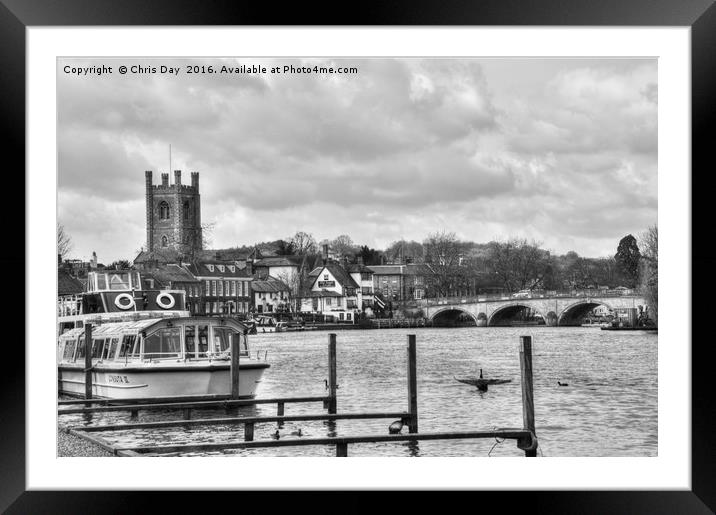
[{"left": 5, "top": 0, "right": 713, "bottom": 512}]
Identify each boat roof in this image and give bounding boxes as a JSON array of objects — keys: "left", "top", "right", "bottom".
[{"left": 59, "top": 316, "right": 248, "bottom": 339}]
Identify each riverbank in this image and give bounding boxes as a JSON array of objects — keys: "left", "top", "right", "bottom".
[{"left": 57, "top": 426, "right": 113, "bottom": 457}]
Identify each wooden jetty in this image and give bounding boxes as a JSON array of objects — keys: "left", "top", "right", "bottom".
[{"left": 60, "top": 333, "right": 539, "bottom": 457}]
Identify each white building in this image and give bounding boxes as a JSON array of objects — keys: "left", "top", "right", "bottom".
[{"left": 300, "top": 264, "right": 360, "bottom": 323}]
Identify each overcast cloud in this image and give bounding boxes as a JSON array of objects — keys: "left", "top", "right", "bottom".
[{"left": 57, "top": 57, "right": 657, "bottom": 263}]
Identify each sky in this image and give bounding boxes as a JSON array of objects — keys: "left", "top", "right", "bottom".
[{"left": 57, "top": 57, "right": 657, "bottom": 264}]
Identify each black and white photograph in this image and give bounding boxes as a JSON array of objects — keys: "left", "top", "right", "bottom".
[{"left": 56, "top": 56, "right": 659, "bottom": 459}]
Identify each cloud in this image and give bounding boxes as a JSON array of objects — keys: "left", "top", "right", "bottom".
[{"left": 57, "top": 57, "right": 657, "bottom": 262}]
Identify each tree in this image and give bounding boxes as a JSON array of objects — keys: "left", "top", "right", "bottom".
[
  {"left": 329, "top": 234, "right": 358, "bottom": 259},
  {"left": 484, "top": 239, "right": 552, "bottom": 292},
  {"left": 57, "top": 224, "right": 73, "bottom": 260},
  {"left": 639, "top": 225, "right": 658, "bottom": 323},
  {"left": 614, "top": 234, "right": 641, "bottom": 288},
  {"left": 358, "top": 245, "right": 383, "bottom": 266},
  {"left": 275, "top": 239, "right": 297, "bottom": 256},
  {"left": 423, "top": 231, "right": 469, "bottom": 296},
  {"left": 108, "top": 259, "right": 131, "bottom": 270},
  {"left": 385, "top": 240, "right": 424, "bottom": 264},
  {"left": 290, "top": 231, "right": 318, "bottom": 255}
]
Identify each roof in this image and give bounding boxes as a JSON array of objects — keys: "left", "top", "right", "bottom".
[
  {"left": 252, "top": 276, "right": 290, "bottom": 293},
  {"left": 184, "top": 261, "right": 253, "bottom": 278},
  {"left": 133, "top": 249, "right": 181, "bottom": 264},
  {"left": 149, "top": 264, "right": 199, "bottom": 285},
  {"left": 58, "top": 270, "right": 84, "bottom": 295},
  {"left": 310, "top": 264, "right": 358, "bottom": 289},
  {"left": 347, "top": 263, "right": 373, "bottom": 274},
  {"left": 368, "top": 265, "right": 405, "bottom": 275},
  {"left": 254, "top": 256, "right": 301, "bottom": 268},
  {"left": 58, "top": 318, "right": 161, "bottom": 339}
]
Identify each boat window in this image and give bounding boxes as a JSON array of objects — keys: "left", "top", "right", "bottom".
[
  {"left": 118, "top": 335, "right": 136, "bottom": 359},
  {"left": 106, "top": 337, "right": 119, "bottom": 360},
  {"left": 212, "top": 327, "right": 232, "bottom": 353},
  {"left": 198, "top": 325, "right": 209, "bottom": 356},
  {"left": 185, "top": 325, "right": 197, "bottom": 358},
  {"left": 91, "top": 338, "right": 106, "bottom": 359},
  {"left": 97, "top": 274, "right": 107, "bottom": 290},
  {"left": 109, "top": 273, "right": 130, "bottom": 290},
  {"left": 76, "top": 337, "right": 86, "bottom": 359},
  {"left": 143, "top": 327, "right": 181, "bottom": 359},
  {"left": 63, "top": 340, "right": 77, "bottom": 361}
]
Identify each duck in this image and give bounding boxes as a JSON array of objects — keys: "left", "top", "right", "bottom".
[
  {"left": 558, "top": 381, "right": 569, "bottom": 386},
  {"left": 290, "top": 428, "right": 303, "bottom": 437},
  {"left": 272, "top": 429, "right": 280, "bottom": 440},
  {"left": 388, "top": 420, "right": 404, "bottom": 434}
]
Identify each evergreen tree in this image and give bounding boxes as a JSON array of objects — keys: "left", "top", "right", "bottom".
[{"left": 614, "top": 234, "right": 641, "bottom": 288}]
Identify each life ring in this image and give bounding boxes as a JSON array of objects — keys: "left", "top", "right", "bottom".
[
  {"left": 156, "top": 292, "right": 176, "bottom": 309},
  {"left": 114, "top": 293, "right": 135, "bottom": 310}
]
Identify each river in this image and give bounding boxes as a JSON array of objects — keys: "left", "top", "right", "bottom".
[{"left": 62, "top": 326, "right": 657, "bottom": 457}]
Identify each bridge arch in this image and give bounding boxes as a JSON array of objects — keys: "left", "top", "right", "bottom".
[
  {"left": 558, "top": 299, "right": 613, "bottom": 326},
  {"left": 488, "top": 302, "right": 545, "bottom": 327},
  {"left": 430, "top": 307, "right": 478, "bottom": 327}
]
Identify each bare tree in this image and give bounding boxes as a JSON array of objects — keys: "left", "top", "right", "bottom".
[
  {"left": 57, "top": 223, "right": 73, "bottom": 260},
  {"left": 485, "top": 238, "right": 552, "bottom": 292},
  {"left": 639, "top": 225, "right": 658, "bottom": 322},
  {"left": 423, "top": 231, "right": 469, "bottom": 296},
  {"left": 290, "top": 231, "right": 318, "bottom": 255},
  {"left": 330, "top": 234, "right": 358, "bottom": 260}
]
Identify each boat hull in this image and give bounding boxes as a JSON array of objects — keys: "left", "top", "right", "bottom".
[{"left": 58, "top": 361, "right": 269, "bottom": 399}]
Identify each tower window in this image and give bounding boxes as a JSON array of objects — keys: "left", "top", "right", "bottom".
[
  {"left": 183, "top": 201, "right": 190, "bottom": 221},
  {"left": 159, "top": 201, "right": 170, "bottom": 220},
  {"left": 161, "top": 235, "right": 168, "bottom": 247}
]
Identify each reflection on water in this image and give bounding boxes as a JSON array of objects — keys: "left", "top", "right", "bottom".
[{"left": 59, "top": 327, "right": 657, "bottom": 457}]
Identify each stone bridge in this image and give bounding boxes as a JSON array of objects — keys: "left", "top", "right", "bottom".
[{"left": 423, "top": 293, "right": 647, "bottom": 326}]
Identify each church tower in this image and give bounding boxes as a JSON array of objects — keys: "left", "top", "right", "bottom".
[{"left": 144, "top": 170, "right": 202, "bottom": 255}]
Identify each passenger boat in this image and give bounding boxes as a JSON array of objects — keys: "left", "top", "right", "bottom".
[{"left": 57, "top": 271, "right": 270, "bottom": 399}]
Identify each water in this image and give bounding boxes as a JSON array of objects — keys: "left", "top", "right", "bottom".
[{"left": 60, "top": 327, "right": 657, "bottom": 457}]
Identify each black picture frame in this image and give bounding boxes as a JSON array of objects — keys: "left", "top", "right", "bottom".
[{"left": 3, "top": 0, "right": 713, "bottom": 512}]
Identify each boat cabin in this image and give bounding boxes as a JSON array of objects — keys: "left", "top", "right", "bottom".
[{"left": 57, "top": 317, "right": 250, "bottom": 365}]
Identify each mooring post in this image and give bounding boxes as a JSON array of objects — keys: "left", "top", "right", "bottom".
[
  {"left": 231, "top": 333, "right": 241, "bottom": 399},
  {"left": 277, "top": 401, "right": 285, "bottom": 416},
  {"left": 336, "top": 442, "right": 348, "bottom": 457},
  {"left": 84, "top": 323, "right": 93, "bottom": 399},
  {"left": 244, "top": 422, "right": 255, "bottom": 442},
  {"left": 328, "top": 333, "right": 337, "bottom": 414},
  {"left": 407, "top": 334, "right": 418, "bottom": 433},
  {"left": 519, "top": 335, "right": 537, "bottom": 457}
]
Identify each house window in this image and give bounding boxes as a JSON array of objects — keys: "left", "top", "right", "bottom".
[
  {"left": 346, "top": 313, "right": 352, "bottom": 321},
  {"left": 326, "top": 297, "right": 332, "bottom": 306},
  {"left": 339, "top": 312, "right": 344, "bottom": 321},
  {"left": 207, "top": 264, "right": 214, "bottom": 272},
  {"left": 237, "top": 281, "right": 243, "bottom": 296},
  {"left": 161, "top": 235, "right": 168, "bottom": 247},
  {"left": 231, "top": 281, "right": 236, "bottom": 296},
  {"left": 217, "top": 281, "right": 223, "bottom": 296},
  {"left": 312, "top": 298, "right": 318, "bottom": 311},
  {"left": 229, "top": 265, "right": 235, "bottom": 272},
  {"left": 225, "top": 281, "right": 230, "bottom": 295},
  {"left": 183, "top": 201, "right": 190, "bottom": 221},
  {"left": 211, "top": 280, "right": 217, "bottom": 296},
  {"left": 218, "top": 265, "right": 225, "bottom": 272},
  {"left": 159, "top": 201, "right": 170, "bottom": 220},
  {"left": 205, "top": 280, "right": 210, "bottom": 294},
  {"left": 324, "top": 274, "right": 329, "bottom": 280}
]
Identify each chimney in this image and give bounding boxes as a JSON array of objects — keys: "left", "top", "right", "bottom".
[
  {"left": 244, "top": 258, "right": 253, "bottom": 276},
  {"left": 161, "top": 173, "right": 169, "bottom": 187},
  {"left": 174, "top": 170, "right": 182, "bottom": 186},
  {"left": 322, "top": 243, "right": 329, "bottom": 260}
]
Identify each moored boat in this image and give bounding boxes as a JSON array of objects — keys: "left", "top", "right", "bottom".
[
  {"left": 57, "top": 270, "right": 270, "bottom": 399},
  {"left": 58, "top": 316, "right": 269, "bottom": 399}
]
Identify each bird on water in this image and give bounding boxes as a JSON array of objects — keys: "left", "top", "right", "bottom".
[
  {"left": 558, "top": 381, "right": 569, "bottom": 386},
  {"left": 272, "top": 429, "right": 280, "bottom": 439},
  {"left": 388, "top": 420, "right": 404, "bottom": 434}
]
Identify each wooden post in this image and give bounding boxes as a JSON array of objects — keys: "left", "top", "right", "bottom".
[
  {"left": 328, "top": 333, "right": 337, "bottom": 414},
  {"left": 519, "top": 335, "right": 537, "bottom": 457},
  {"left": 277, "top": 401, "right": 284, "bottom": 416},
  {"left": 231, "top": 333, "right": 240, "bottom": 399},
  {"left": 84, "top": 323, "right": 93, "bottom": 399},
  {"left": 336, "top": 442, "right": 348, "bottom": 457},
  {"left": 407, "top": 334, "right": 418, "bottom": 433},
  {"left": 244, "top": 422, "right": 254, "bottom": 441},
  {"left": 183, "top": 408, "right": 192, "bottom": 420}
]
